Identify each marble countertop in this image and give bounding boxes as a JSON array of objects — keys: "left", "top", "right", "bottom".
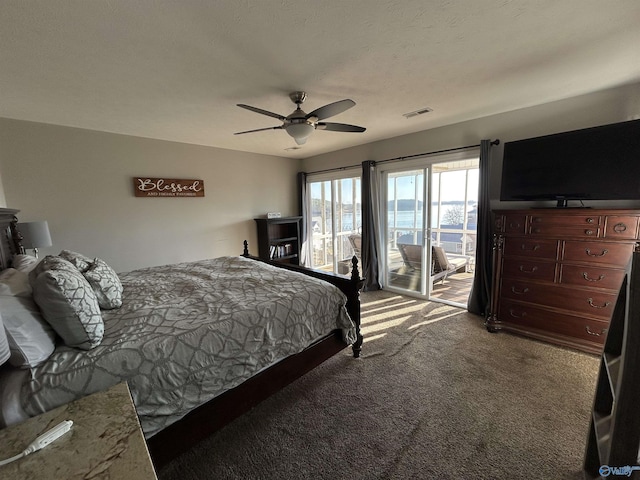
[{"left": 0, "top": 382, "right": 157, "bottom": 479}]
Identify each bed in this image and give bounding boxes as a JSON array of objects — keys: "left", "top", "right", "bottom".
[{"left": 0, "top": 208, "right": 363, "bottom": 467}]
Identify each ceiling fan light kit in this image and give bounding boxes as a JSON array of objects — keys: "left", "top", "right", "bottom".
[{"left": 235, "top": 91, "right": 366, "bottom": 145}]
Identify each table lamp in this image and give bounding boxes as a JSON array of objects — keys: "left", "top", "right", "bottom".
[{"left": 17, "top": 221, "right": 52, "bottom": 258}]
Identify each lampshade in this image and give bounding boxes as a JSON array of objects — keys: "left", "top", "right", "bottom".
[
  {"left": 286, "top": 123, "right": 314, "bottom": 145},
  {"left": 0, "top": 314, "right": 10, "bottom": 366},
  {"left": 18, "top": 221, "right": 52, "bottom": 250}
]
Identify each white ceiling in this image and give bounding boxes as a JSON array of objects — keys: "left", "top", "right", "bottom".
[{"left": 1, "top": 1, "right": 640, "bottom": 159}]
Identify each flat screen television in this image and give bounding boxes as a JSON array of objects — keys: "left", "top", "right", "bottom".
[{"left": 500, "top": 119, "right": 640, "bottom": 207}]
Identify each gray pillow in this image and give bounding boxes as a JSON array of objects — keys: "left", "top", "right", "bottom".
[
  {"left": 58, "top": 250, "right": 93, "bottom": 273},
  {"left": 83, "top": 258, "right": 123, "bottom": 310},
  {"left": 0, "top": 296, "right": 56, "bottom": 368},
  {"left": 32, "top": 264, "right": 104, "bottom": 350}
]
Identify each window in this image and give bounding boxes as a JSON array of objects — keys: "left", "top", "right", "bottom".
[{"left": 307, "top": 173, "right": 361, "bottom": 275}]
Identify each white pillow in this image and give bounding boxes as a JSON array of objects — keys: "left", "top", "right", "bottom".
[
  {"left": 0, "top": 268, "right": 32, "bottom": 297},
  {"left": 0, "top": 296, "right": 56, "bottom": 368},
  {"left": 31, "top": 261, "right": 104, "bottom": 350},
  {"left": 83, "top": 258, "right": 123, "bottom": 310},
  {"left": 12, "top": 254, "right": 39, "bottom": 273}
]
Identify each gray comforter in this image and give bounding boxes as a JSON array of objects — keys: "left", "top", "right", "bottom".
[{"left": 20, "top": 256, "right": 355, "bottom": 437}]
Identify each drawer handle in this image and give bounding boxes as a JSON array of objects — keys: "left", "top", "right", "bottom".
[
  {"left": 584, "top": 229, "right": 595, "bottom": 236},
  {"left": 613, "top": 222, "right": 628, "bottom": 233},
  {"left": 586, "top": 217, "right": 595, "bottom": 224},
  {"left": 519, "top": 265, "right": 538, "bottom": 273},
  {"left": 585, "top": 325, "right": 608, "bottom": 337},
  {"left": 585, "top": 248, "right": 608, "bottom": 257},
  {"left": 509, "top": 222, "right": 521, "bottom": 229},
  {"left": 582, "top": 272, "right": 605, "bottom": 282},
  {"left": 587, "top": 298, "right": 611, "bottom": 309},
  {"left": 510, "top": 286, "right": 529, "bottom": 295},
  {"left": 520, "top": 244, "right": 540, "bottom": 251},
  {"left": 508, "top": 308, "right": 526, "bottom": 319}
]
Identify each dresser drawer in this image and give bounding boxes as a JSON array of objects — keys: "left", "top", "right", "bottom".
[
  {"left": 559, "top": 264, "right": 626, "bottom": 291},
  {"left": 529, "top": 224, "right": 601, "bottom": 238},
  {"left": 500, "top": 279, "right": 618, "bottom": 319},
  {"left": 502, "top": 237, "right": 558, "bottom": 260},
  {"left": 528, "top": 214, "right": 601, "bottom": 238},
  {"left": 604, "top": 215, "right": 640, "bottom": 240},
  {"left": 529, "top": 213, "right": 601, "bottom": 227},
  {"left": 501, "top": 259, "right": 556, "bottom": 282},
  {"left": 497, "top": 214, "right": 527, "bottom": 235},
  {"left": 562, "top": 241, "right": 635, "bottom": 267},
  {"left": 498, "top": 299, "right": 609, "bottom": 345}
]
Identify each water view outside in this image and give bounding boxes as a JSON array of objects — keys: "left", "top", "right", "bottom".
[
  {"left": 386, "top": 164, "right": 478, "bottom": 296},
  {"left": 310, "top": 178, "right": 361, "bottom": 273},
  {"left": 309, "top": 162, "right": 478, "bottom": 283}
]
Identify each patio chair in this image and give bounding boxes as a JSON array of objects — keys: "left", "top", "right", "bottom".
[
  {"left": 398, "top": 243, "right": 422, "bottom": 272},
  {"left": 348, "top": 234, "right": 362, "bottom": 265},
  {"left": 432, "top": 245, "right": 468, "bottom": 284},
  {"left": 398, "top": 243, "right": 466, "bottom": 283}
]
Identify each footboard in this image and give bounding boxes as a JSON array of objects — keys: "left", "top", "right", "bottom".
[{"left": 242, "top": 240, "right": 364, "bottom": 358}]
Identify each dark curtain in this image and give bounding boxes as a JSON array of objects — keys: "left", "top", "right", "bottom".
[
  {"left": 297, "top": 172, "right": 310, "bottom": 266},
  {"left": 468, "top": 140, "right": 493, "bottom": 316},
  {"left": 361, "top": 161, "right": 381, "bottom": 290}
]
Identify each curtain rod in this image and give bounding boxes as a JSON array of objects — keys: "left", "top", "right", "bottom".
[{"left": 306, "top": 139, "right": 500, "bottom": 176}]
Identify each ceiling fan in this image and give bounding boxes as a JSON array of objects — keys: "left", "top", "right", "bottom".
[{"left": 234, "top": 91, "right": 366, "bottom": 145}]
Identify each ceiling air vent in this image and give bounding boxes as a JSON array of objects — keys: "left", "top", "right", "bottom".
[{"left": 403, "top": 107, "right": 433, "bottom": 119}]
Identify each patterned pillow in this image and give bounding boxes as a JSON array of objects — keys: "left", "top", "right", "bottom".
[
  {"left": 59, "top": 250, "right": 93, "bottom": 273},
  {"left": 31, "top": 264, "right": 104, "bottom": 350},
  {"left": 28, "top": 255, "right": 76, "bottom": 286},
  {"left": 83, "top": 258, "right": 123, "bottom": 310}
]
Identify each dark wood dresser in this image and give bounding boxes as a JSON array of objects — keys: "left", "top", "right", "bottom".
[{"left": 487, "top": 208, "right": 640, "bottom": 354}]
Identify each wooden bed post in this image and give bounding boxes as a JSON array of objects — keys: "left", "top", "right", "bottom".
[
  {"left": 348, "top": 255, "right": 364, "bottom": 358},
  {"left": 241, "top": 240, "right": 363, "bottom": 358}
]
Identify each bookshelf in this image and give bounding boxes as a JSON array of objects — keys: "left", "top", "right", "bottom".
[
  {"left": 254, "top": 216, "right": 302, "bottom": 265},
  {"left": 584, "top": 250, "right": 640, "bottom": 479}
]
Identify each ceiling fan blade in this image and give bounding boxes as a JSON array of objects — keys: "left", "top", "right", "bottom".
[
  {"left": 234, "top": 126, "right": 283, "bottom": 135},
  {"left": 306, "top": 99, "right": 355, "bottom": 121},
  {"left": 237, "top": 104, "right": 286, "bottom": 121},
  {"left": 316, "top": 122, "right": 366, "bottom": 133}
]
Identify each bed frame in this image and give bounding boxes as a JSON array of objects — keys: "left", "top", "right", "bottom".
[{"left": 0, "top": 209, "right": 364, "bottom": 468}]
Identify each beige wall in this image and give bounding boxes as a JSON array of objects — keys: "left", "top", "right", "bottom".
[
  {"left": 302, "top": 81, "right": 640, "bottom": 209},
  {"left": 0, "top": 119, "right": 299, "bottom": 272}
]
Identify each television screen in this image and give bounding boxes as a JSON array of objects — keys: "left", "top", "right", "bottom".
[{"left": 500, "top": 119, "right": 640, "bottom": 206}]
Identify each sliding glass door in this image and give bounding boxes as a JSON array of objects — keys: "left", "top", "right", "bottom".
[
  {"left": 384, "top": 168, "right": 430, "bottom": 295},
  {"left": 382, "top": 154, "right": 479, "bottom": 305}
]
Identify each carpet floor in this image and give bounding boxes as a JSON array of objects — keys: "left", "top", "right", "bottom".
[{"left": 158, "top": 290, "right": 599, "bottom": 480}]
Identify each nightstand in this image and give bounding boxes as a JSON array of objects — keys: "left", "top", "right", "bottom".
[{"left": 0, "top": 382, "right": 157, "bottom": 479}]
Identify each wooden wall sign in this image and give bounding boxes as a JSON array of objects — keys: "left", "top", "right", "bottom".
[{"left": 133, "top": 177, "right": 205, "bottom": 197}]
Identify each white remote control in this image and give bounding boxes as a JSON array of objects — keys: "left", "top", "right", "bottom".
[{"left": 29, "top": 420, "right": 73, "bottom": 451}]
